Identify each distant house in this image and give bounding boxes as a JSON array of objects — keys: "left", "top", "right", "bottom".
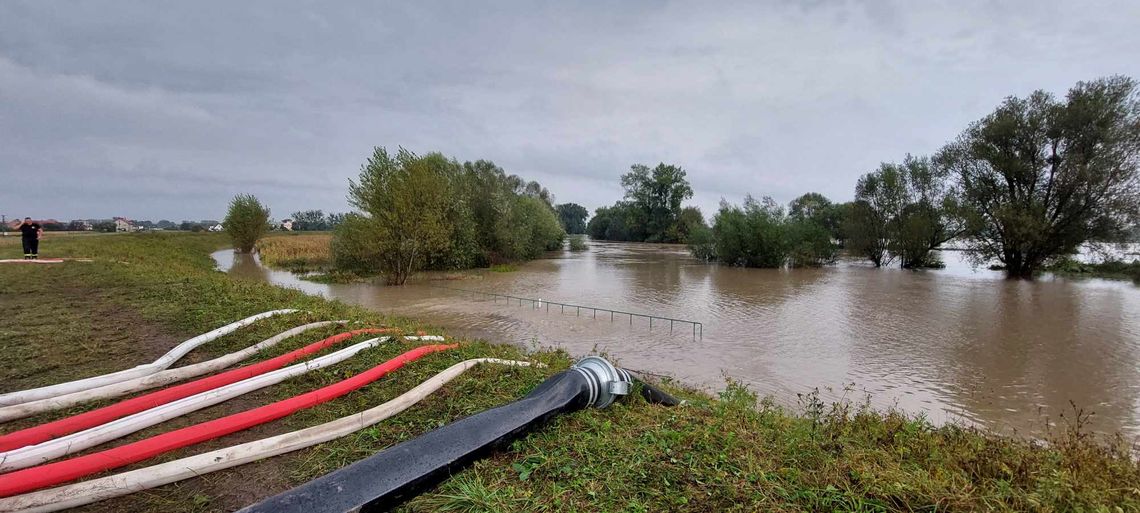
[
  {"left": 208, "top": 223, "right": 224, "bottom": 232},
  {"left": 281, "top": 219, "right": 294, "bottom": 231},
  {"left": 113, "top": 217, "right": 132, "bottom": 232}
]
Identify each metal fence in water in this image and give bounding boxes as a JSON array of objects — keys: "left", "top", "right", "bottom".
[{"left": 431, "top": 285, "right": 703, "bottom": 338}]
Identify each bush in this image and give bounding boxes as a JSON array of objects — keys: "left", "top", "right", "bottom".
[
  {"left": 336, "top": 147, "right": 565, "bottom": 283},
  {"left": 331, "top": 213, "right": 384, "bottom": 275},
  {"left": 223, "top": 194, "right": 270, "bottom": 253},
  {"left": 700, "top": 196, "right": 837, "bottom": 268},
  {"left": 568, "top": 235, "right": 589, "bottom": 251}
]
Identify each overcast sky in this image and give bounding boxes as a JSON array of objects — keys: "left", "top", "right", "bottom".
[{"left": 2, "top": 1, "right": 1138, "bottom": 222}]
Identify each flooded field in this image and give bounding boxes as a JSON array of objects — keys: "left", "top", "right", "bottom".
[{"left": 214, "top": 242, "right": 1140, "bottom": 438}]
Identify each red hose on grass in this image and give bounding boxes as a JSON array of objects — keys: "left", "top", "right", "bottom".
[
  {"left": 0, "top": 329, "right": 392, "bottom": 453},
  {"left": 0, "top": 343, "right": 457, "bottom": 497}
]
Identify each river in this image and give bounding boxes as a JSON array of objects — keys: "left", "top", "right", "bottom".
[{"left": 213, "top": 243, "right": 1140, "bottom": 439}]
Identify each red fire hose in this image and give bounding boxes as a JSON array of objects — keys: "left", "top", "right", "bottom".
[
  {"left": 0, "top": 343, "right": 457, "bottom": 497},
  {"left": 0, "top": 329, "right": 391, "bottom": 452}
]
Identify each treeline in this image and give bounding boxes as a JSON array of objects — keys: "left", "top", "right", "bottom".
[
  {"left": 287, "top": 210, "right": 346, "bottom": 231},
  {"left": 694, "top": 76, "right": 1140, "bottom": 278},
  {"left": 333, "top": 147, "right": 565, "bottom": 284},
  {"left": 587, "top": 163, "right": 705, "bottom": 243}
]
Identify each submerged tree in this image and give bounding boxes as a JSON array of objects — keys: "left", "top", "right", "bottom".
[
  {"left": 891, "top": 155, "right": 963, "bottom": 268},
  {"left": 620, "top": 163, "right": 694, "bottom": 242},
  {"left": 846, "top": 167, "right": 904, "bottom": 267},
  {"left": 937, "top": 76, "right": 1140, "bottom": 278},
  {"left": 555, "top": 203, "right": 589, "bottom": 234},
  {"left": 336, "top": 147, "right": 564, "bottom": 282},
  {"left": 223, "top": 194, "right": 271, "bottom": 253},
  {"left": 844, "top": 156, "right": 962, "bottom": 268}
]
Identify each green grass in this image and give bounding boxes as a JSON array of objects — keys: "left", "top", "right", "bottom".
[
  {"left": 489, "top": 263, "right": 517, "bottom": 273},
  {"left": 1, "top": 233, "right": 1137, "bottom": 512}
]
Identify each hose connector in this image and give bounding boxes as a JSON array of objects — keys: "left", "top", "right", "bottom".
[{"left": 571, "top": 356, "right": 631, "bottom": 409}]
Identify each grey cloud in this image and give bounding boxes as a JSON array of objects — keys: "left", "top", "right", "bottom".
[{"left": 1, "top": 0, "right": 1138, "bottom": 221}]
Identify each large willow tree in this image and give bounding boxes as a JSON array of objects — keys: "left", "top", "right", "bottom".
[{"left": 937, "top": 76, "right": 1140, "bottom": 278}]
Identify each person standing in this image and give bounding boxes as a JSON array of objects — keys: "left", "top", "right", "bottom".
[{"left": 18, "top": 217, "right": 43, "bottom": 259}]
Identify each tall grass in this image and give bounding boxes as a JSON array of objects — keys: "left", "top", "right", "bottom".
[{"left": 256, "top": 234, "right": 333, "bottom": 271}]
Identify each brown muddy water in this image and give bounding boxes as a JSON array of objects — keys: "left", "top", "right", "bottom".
[{"left": 213, "top": 242, "right": 1140, "bottom": 439}]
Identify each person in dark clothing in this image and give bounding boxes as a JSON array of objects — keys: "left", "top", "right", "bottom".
[{"left": 18, "top": 218, "right": 43, "bottom": 259}]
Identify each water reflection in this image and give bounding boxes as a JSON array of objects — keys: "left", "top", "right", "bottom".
[{"left": 213, "top": 242, "right": 1140, "bottom": 438}]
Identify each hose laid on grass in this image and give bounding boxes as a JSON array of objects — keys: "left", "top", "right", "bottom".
[
  {"left": 0, "top": 321, "right": 346, "bottom": 424},
  {"left": 0, "top": 336, "right": 446, "bottom": 472},
  {"left": 0, "top": 358, "right": 533, "bottom": 513},
  {"left": 241, "top": 356, "right": 678, "bottom": 513},
  {"left": 0, "top": 343, "right": 458, "bottom": 498},
  {"left": 0, "top": 259, "right": 64, "bottom": 264},
  {"left": 0, "top": 310, "right": 298, "bottom": 407},
  {"left": 0, "top": 328, "right": 389, "bottom": 451}
]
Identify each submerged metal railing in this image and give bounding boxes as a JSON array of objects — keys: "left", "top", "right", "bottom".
[{"left": 431, "top": 285, "right": 703, "bottom": 338}]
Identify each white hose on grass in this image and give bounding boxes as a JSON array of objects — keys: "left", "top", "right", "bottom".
[
  {"left": 0, "top": 310, "right": 299, "bottom": 407},
  {"left": 0, "top": 358, "right": 533, "bottom": 513},
  {"left": 0, "top": 335, "right": 447, "bottom": 472},
  {"left": 0, "top": 321, "right": 344, "bottom": 423}
]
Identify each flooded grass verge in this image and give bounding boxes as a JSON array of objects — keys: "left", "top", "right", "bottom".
[{"left": 1, "top": 233, "right": 1137, "bottom": 512}]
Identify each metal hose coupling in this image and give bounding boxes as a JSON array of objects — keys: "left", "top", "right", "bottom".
[{"left": 571, "top": 356, "right": 631, "bottom": 408}]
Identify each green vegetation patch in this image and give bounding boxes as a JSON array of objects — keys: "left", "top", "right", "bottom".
[{"left": 1046, "top": 257, "right": 1140, "bottom": 282}]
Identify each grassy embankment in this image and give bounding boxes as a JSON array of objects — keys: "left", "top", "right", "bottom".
[{"left": 1, "top": 233, "right": 1138, "bottom": 512}]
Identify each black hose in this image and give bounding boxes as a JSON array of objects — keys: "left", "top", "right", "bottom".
[
  {"left": 635, "top": 379, "right": 682, "bottom": 406},
  {"left": 239, "top": 370, "right": 592, "bottom": 513},
  {"left": 240, "top": 358, "right": 679, "bottom": 513}
]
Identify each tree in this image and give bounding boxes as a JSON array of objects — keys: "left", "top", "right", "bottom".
[
  {"left": 891, "top": 155, "right": 963, "bottom": 268},
  {"left": 501, "top": 196, "right": 565, "bottom": 259},
  {"left": 846, "top": 166, "right": 905, "bottom": 267},
  {"left": 555, "top": 203, "right": 589, "bottom": 234},
  {"left": 709, "top": 196, "right": 789, "bottom": 268},
  {"left": 677, "top": 206, "right": 707, "bottom": 243},
  {"left": 291, "top": 210, "right": 329, "bottom": 231},
  {"left": 326, "top": 212, "right": 347, "bottom": 229},
  {"left": 786, "top": 193, "right": 840, "bottom": 266},
  {"left": 789, "top": 192, "right": 833, "bottom": 223},
  {"left": 789, "top": 192, "right": 843, "bottom": 241},
  {"left": 345, "top": 148, "right": 453, "bottom": 285},
  {"left": 619, "top": 163, "right": 694, "bottom": 242},
  {"left": 223, "top": 194, "right": 271, "bottom": 253},
  {"left": 937, "top": 76, "right": 1140, "bottom": 278},
  {"left": 843, "top": 157, "right": 963, "bottom": 268}
]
